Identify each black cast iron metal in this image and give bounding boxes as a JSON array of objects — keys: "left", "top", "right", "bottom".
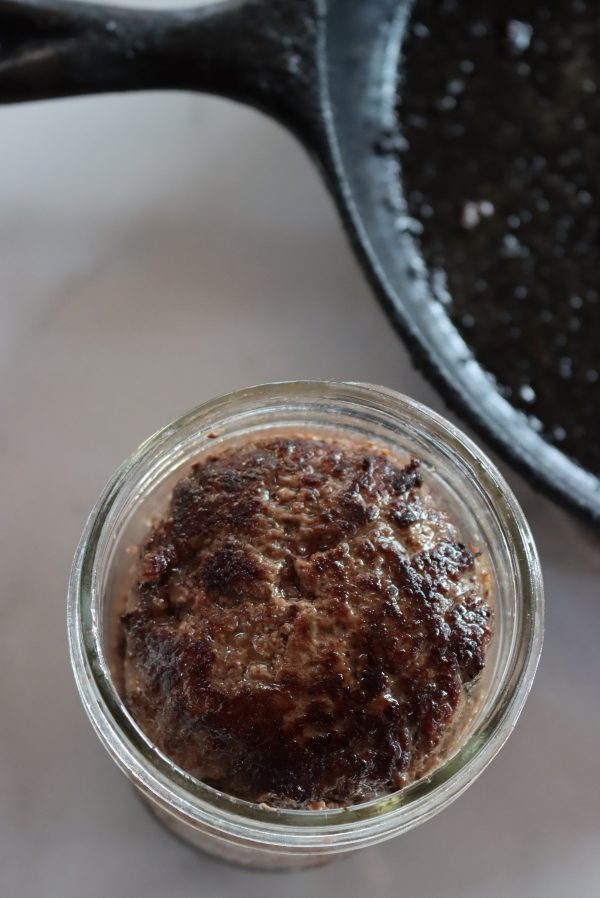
[{"left": 0, "top": 0, "right": 598, "bottom": 527}]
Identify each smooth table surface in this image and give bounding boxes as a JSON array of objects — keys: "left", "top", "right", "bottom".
[{"left": 1, "top": 87, "right": 599, "bottom": 898}]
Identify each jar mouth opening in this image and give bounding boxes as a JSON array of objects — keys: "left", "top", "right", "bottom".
[{"left": 68, "top": 381, "right": 544, "bottom": 849}]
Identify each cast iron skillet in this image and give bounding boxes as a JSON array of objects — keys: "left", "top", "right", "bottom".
[{"left": 1, "top": 0, "right": 598, "bottom": 527}]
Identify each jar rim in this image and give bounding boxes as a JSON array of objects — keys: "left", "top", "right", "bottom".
[{"left": 67, "top": 381, "right": 544, "bottom": 852}]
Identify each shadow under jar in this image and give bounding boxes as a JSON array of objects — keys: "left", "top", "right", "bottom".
[{"left": 68, "top": 381, "right": 543, "bottom": 870}]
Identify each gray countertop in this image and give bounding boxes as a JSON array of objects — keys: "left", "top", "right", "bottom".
[{"left": 1, "top": 88, "right": 599, "bottom": 898}]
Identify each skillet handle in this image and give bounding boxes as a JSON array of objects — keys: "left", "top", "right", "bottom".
[{"left": 0, "top": 0, "right": 324, "bottom": 140}]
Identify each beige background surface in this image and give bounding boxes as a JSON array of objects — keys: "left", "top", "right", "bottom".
[{"left": 1, "top": 82, "right": 599, "bottom": 897}]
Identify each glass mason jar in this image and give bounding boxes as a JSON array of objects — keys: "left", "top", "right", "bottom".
[{"left": 68, "top": 381, "right": 544, "bottom": 870}]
